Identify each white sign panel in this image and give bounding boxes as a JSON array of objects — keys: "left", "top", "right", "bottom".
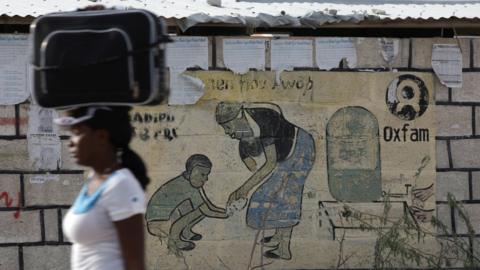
[
  {"left": 0, "top": 34, "right": 30, "bottom": 104},
  {"left": 315, "top": 37, "right": 357, "bottom": 69},
  {"left": 431, "top": 44, "right": 463, "bottom": 88},
  {"left": 27, "top": 105, "right": 61, "bottom": 170},
  {"left": 223, "top": 39, "right": 266, "bottom": 74}
]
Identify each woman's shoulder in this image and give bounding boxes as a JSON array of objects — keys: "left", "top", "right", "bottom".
[{"left": 104, "top": 168, "right": 143, "bottom": 193}]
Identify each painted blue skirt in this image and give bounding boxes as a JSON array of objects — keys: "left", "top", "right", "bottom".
[{"left": 247, "top": 128, "right": 315, "bottom": 230}]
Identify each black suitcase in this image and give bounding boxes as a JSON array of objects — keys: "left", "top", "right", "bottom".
[{"left": 30, "top": 9, "right": 171, "bottom": 108}]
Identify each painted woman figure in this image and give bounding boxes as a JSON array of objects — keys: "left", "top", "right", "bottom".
[{"left": 216, "top": 102, "right": 315, "bottom": 260}]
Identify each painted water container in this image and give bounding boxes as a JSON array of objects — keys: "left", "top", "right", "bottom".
[{"left": 326, "top": 106, "right": 381, "bottom": 202}]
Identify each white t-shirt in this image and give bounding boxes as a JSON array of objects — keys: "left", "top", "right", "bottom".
[{"left": 63, "top": 168, "right": 146, "bottom": 270}]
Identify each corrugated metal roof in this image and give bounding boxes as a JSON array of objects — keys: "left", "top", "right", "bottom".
[{"left": 2, "top": 0, "right": 480, "bottom": 30}]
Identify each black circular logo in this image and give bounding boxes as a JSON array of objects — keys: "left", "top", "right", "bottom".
[{"left": 385, "top": 74, "right": 429, "bottom": 121}]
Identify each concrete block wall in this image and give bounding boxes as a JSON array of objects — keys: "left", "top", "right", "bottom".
[
  {"left": 0, "top": 103, "right": 82, "bottom": 270},
  {"left": 1, "top": 36, "right": 480, "bottom": 269}
]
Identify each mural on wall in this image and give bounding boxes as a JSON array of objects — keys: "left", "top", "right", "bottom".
[
  {"left": 145, "top": 154, "right": 228, "bottom": 253},
  {"left": 131, "top": 71, "right": 436, "bottom": 269},
  {"left": 215, "top": 102, "right": 316, "bottom": 260}
]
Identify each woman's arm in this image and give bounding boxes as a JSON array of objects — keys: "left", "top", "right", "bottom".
[
  {"left": 228, "top": 144, "right": 277, "bottom": 204},
  {"left": 114, "top": 214, "right": 146, "bottom": 270},
  {"left": 242, "top": 157, "right": 258, "bottom": 172}
]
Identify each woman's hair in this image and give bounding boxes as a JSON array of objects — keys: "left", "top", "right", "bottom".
[
  {"left": 67, "top": 106, "right": 150, "bottom": 189},
  {"left": 215, "top": 102, "right": 243, "bottom": 124},
  {"left": 185, "top": 154, "right": 212, "bottom": 173}
]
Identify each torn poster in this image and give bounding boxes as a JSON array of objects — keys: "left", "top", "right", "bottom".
[
  {"left": 271, "top": 39, "right": 313, "bottom": 82},
  {"left": 380, "top": 38, "right": 399, "bottom": 65},
  {"left": 167, "top": 36, "right": 209, "bottom": 105},
  {"left": 223, "top": 38, "right": 266, "bottom": 74},
  {"left": 431, "top": 44, "right": 462, "bottom": 88},
  {"left": 0, "top": 34, "right": 30, "bottom": 105},
  {"left": 169, "top": 69, "right": 205, "bottom": 105},
  {"left": 167, "top": 36, "right": 209, "bottom": 70},
  {"left": 27, "top": 105, "right": 61, "bottom": 170},
  {"left": 315, "top": 37, "right": 357, "bottom": 69}
]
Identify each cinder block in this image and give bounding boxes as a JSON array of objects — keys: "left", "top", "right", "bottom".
[
  {"left": 44, "top": 209, "right": 59, "bottom": 242},
  {"left": 23, "top": 246, "right": 70, "bottom": 270},
  {"left": 452, "top": 72, "right": 480, "bottom": 102},
  {"left": 216, "top": 36, "right": 270, "bottom": 69},
  {"left": 438, "top": 237, "right": 472, "bottom": 268},
  {"left": 436, "top": 105, "right": 472, "bottom": 136},
  {"left": 19, "top": 104, "right": 28, "bottom": 136},
  {"left": 412, "top": 38, "right": 470, "bottom": 69},
  {"left": 434, "top": 77, "right": 449, "bottom": 102},
  {"left": 0, "top": 211, "right": 41, "bottom": 243},
  {"left": 450, "top": 139, "right": 480, "bottom": 168},
  {"left": 436, "top": 172, "right": 469, "bottom": 201},
  {"left": 0, "top": 106, "right": 16, "bottom": 136},
  {"left": 0, "top": 247, "right": 19, "bottom": 270},
  {"left": 472, "top": 238, "right": 480, "bottom": 266},
  {"left": 472, "top": 38, "right": 480, "bottom": 68},
  {"left": 471, "top": 172, "right": 480, "bottom": 200},
  {"left": 436, "top": 204, "right": 452, "bottom": 234},
  {"left": 455, "top": 204, "right": 480, "bottom": 234},
  {"left": 0, "top": 175, "right": 20, "bottom": 206},
  {"left": 436, "top": 140, "right": 450, "bottom": 169},
  {"left": 60, "top": 209, "right": 70, "bottom": 243},
  {"left": 476, "top": 107, "right": 480, "bottom": 136},
  {"left": 24, "top": 174, "right": 83, "bottom": 206},
  {"left": 0, "top": 140, "right": 29, "bottom": 170},
  {"left": 356, "top": 38, "right": 409, "bottom": 68}
]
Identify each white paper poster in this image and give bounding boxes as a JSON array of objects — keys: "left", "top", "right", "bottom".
[
  {"left": 167, "top": 36, "right": 209, "bottom": 70},
  {"left": 315, "top": 37, "right": 357, "bottom": 69},
  {"left": 223, "top": 39, "right": 266, "bottom": 74},
  {"left": 166, "top": 36, "right": 209, "bottom": 105},
  {"left": 431, "top": 44, "right": 463, "bottom": 88},
  {"left": 0, "top": 34, "right": 30, "bottom": 105},
  {"left": 271, "top": 39, "right": 313, "bottom": 82},
  {"left": 169, "top": 69, "right": 206, "bottom": 105},
  {"left": 27, "top": 105, "right": 61, "bottom": 170},
  {"left": 380, "top": 38, "right": 399, "bottom": 64}
]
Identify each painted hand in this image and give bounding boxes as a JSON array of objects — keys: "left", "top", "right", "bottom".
[
  {"left": 412, "top": 183, "right": 434, "bottom": 202},
  {"left": 410, "top": 206, "right": 434, "bottom": 223},
  {"left": 228, "top": 187, "right": 248, "bottom": 204}
]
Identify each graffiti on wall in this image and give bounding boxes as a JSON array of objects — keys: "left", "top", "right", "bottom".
[
  {"left": 130, "top": 112, "right": 178, "bottom": 142},
  {"left": 0, "top": 191, "right": 21, "bottom": 219}
]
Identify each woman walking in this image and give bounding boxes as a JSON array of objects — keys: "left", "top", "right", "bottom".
[{"left": 56, "top": 106, "right": 148, "bottom": 270}]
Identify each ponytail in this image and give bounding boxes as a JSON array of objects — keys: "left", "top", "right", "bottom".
[
  {"left": 119, "top": 146, "right": 150, "bottom": 190},
  {"left": 80, "top": 106, "right": 149, "bottom": 189}
]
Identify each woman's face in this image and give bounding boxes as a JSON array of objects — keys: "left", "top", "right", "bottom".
[
  {"left": 189, "top": 165, "right": 211, "bottom": 188},
  {"left": 221, "top": 117, "right": 253, "bottom": 140},
  {"left": 68, "top": 124, "right": 105, "bottom": 167}
]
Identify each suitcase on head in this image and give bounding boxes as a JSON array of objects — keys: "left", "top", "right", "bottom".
[{"left": 30, "top": 9, "right": 171, "bottom": 108}]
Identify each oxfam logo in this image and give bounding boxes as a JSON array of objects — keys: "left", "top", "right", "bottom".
[{"left": 385, "top": 74, "right": 429, "bottom": 121}]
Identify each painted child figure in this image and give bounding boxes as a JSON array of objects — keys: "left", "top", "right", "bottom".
[{"left": 145, "top": 154, "right": 228, "bottom": 252}]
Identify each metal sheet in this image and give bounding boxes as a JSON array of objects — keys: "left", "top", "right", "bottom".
[{"left": 2, "top": 0, "right": 480, "bottom": 30}]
